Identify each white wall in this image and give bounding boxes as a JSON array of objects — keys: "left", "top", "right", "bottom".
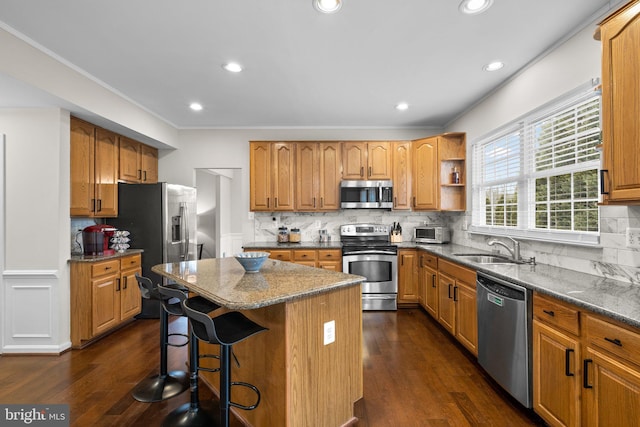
[
  {"left": 445, "top": 23, "right": 640, "bottom": 284},
  {"left": 196, "top": 170, "right": 217, "bottom": 259},
  {"left": 0, "top": 108, "right": 71, "bottom": 353}
]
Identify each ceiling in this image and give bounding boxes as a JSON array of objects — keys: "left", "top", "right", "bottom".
[{"left": 0, "top": 0, "right": 624, "bottom": 129}]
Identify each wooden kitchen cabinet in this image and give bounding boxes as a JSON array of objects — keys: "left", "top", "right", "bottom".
[
  {"left": 119, "top": 136, "right": 158, "bottom": 184},
  {"left": 70, "top": 117, "right": 118, "bottom": 217},
  {"left": 532, "top": 291, "right": 640, "bottom": 426},
  {"left": 71, "top": 253, "right": 142, "bottom": 348},
  {"left": 392, "top": 141, "right": 412, "bottom": 210},
  {"left": 250, "top": 141, "right": 295, "bottom": 211},
  {"left": 256, "top": 248, "right": 341, "bottom": 271},
  {"left": 342, "top": 141, "right": 392, "bottom": 180},
  {"left": 419, "top": 252, "right": 438, "bottom": 318},
  {"left": 437, "top": 258, "right": 477, "bottom": 355},
  {"left": 296, "top": 142, "right": 341, "bottom": 211},
  {"left": 412, "top": 133, "right": 466, "bottom": 211},
  {"left": 599, "top": 0, "right": 640, "bottom": 204},
  {"left": 397, "top": 249, "right": 418, "bottom": 305},
  {"left": 317, "top": 249, "right": 342, "bottom": 271}
]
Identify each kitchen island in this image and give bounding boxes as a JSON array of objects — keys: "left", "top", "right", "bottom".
[{"left": 152, "top": 257, "right": 365, "bottom": 427}]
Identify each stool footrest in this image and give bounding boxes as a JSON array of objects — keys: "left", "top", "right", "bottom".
[
  {"left": 229, "top": 381, "right": 261, "bottom": 411},
  {"left": 166, "top": 332, "right": 189, "bottom": 347}
]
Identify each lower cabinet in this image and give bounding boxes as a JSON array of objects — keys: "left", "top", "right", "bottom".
[
  {"left": 398, "top": 249, "right": 419, "bottom": 305},
  {"left": 258, "top": 248, "right": 342, "bottom": 271},
  {"left": 419, "top": 252, "right": 439, "bottom": 318},
  {"left": 71, "top": 253, "right": 142, "bottom": 348},
  {"left": 533, "top": 292, "right": 640, "bottom": 426}
]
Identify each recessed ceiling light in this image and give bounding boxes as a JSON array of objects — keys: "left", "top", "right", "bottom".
[
  {"left": 483, "top": 61, "right": 504, "bottom": 71},
  {"left": 459, "top": 0, "right": 493, "bottom": 15},
  {"left": 313, "top": 0, "right": 342, "bottom": 14},
  {"left": 395, "top": 102, "right": 409, "bottom": 111},
  {"left": 189, "top": 102, "right": 203, "bottom": 111},
  {"left": 222, "top": 62, "right": 243, "bottom": 73}
]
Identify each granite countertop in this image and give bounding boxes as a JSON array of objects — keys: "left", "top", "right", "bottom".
[
  {"left": 412, "top": 243, "right": 640, "bottom": 329},
  {"left": 243, "top": 241, "right": 342, "bottom": 250},
  {"left": 151, "top": 257, "right": 364, "bottom": 310},
  {"left": 69, "top": 248, "right": 144, "bottom": 263}
]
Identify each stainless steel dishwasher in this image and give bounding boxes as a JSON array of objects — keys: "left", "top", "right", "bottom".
[{"left": 476, "top": 271, "right": 532, "bottom": 408}]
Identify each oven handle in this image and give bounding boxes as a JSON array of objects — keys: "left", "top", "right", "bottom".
[{"left": 343, "top": 250, "right": 398, "bottom": 256}]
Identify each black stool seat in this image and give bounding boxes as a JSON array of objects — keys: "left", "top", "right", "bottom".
[
  {"left": 132, "top": 274, "right": 190, "bottom": 403},
  {"left": 183, "top": 296, "right": 268, "bottom": 427}
]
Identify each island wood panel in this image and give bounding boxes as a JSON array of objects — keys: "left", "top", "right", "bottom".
[{"left": 199, "top": 285, "right": 362, "bottom": 427}]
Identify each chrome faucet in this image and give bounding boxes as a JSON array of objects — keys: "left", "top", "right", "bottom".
[{"left": 487, "top": 236, "right": 521, "bottom": 261}]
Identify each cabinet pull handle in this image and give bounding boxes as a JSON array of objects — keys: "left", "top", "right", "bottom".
[
  {"left": 412, "top": 196, "right": 416, "bottom": 207},
  {"left": 321, "top": 197, "right": 324, "bottom": 208},
  {"left": 313, "top": 197, "right": 316, "bottom": 208},
  {"left": 116, "top": 278, "right": 121, "bottom": 291},
  {"left": 360, "top": 166, "right": 364, "bottom": 177},
  {"left": 97, "top": 199, "right": 102, "bottom": 212},
  {"left": 583, "top": 359, "right": 593, "bottom": 389},
  {"left": 448, "top": 284, "right": 453, "bottom": 299},
  {"left": 543, "top": 309, "right": 555, "bottom": 317},
  {"left": 432, "top": 274, "right": 436, "bottom": 288},
  {"left": 267, "top": 198, "right": 270, "bottom": 208},
  {"left": 275, "top": 197, "right": 278, "bottom": 208},
  {"left": 368, "top": 166, "right": 372, "bottom": 176},
  {"left": 453, "top": 285, "right": 458, "bottom": 302},
  {"left": 143, "top": 170, "right": 147, "bottom": 181},
  {"left": 600, "top": 169, "right": 609, "bottom": 195},
  {"left": 419, "top": 256, "right": 423, "bottom": 268},
  {"left": 394, "top": 197, "right": 397, "bottom": 207},
  {"left": 401, "top": 255, "right": 405, "bottom": 266},
  {"left": 138, "top": 169, "right": 142, "bottom": 180},
  {"left": 91, "top": 199, "right": 96, "bottom": 213},
  {"left": 565, "top": 349, "right": 575, "bottom": 376},
  {"left": 604, "top": 337, "right": 622, "bottom": 347},
  {"left": 123, "top": 276, "right": 127, "bottom": 289}
]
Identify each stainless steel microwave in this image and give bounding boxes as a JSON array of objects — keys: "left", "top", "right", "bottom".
[
  {"left": 340, "top": 180, "right": 393, "bottom": 209},
  {"left": 414, "top": 226, "right": 450, "bottom": 243}
]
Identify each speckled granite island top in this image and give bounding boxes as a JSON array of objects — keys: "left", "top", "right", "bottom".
[
  {"left": 152, "top": 257, "right": 365, "bottom": 310},
  {"left": 69, "top": 248, "right": 144, "bottom": 263}
]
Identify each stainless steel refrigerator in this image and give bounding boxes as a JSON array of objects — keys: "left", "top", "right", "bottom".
[{"left": 110, "top": 182, "right": 197, "bottom": 318}]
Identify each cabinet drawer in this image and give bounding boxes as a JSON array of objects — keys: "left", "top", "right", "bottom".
[
  {"left": 294, "top": 250, "right": 317, "bottom": 261},
  {"left": 268, "top": 250, "right": 291, "bottom": 261},
  {"left": 318, "top": 249, "right": 341, "bottom": 260},
  {"left": 438, "top": 258, "right": 475, "bottom": 286},
  {"left": 533, "top": 292, "right": 580, "bottom": 336},
  {"left": 91, "top": 260, "right": 120, "bottom": 278},
  {"left": 585, "top": 314, "right": 640, "bottom": 367},
  {"left": 120, "top": 254, "right": 141, "bottom": 270},
  {"left": 420, "top": 252, "right": 438, "bottom": 269}
]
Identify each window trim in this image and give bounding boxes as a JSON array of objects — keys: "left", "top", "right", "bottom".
[{"left": 469, "top": 79, "right": 601, "bottom": 246}]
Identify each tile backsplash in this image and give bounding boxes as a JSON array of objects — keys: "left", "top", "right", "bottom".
[{"left": 254, "top": 205, "right": 640, "bottom": 285}]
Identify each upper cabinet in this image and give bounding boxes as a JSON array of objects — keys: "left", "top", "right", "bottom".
[
  {"left": 296, "top": 142, "right": 341, "bottom": 211},
  {"left": 119, "top": 137, "right": 158, "bottom": 184},
  {"left": 599, "top": 0, "right": 640, "bottom": 204},
  {"left": 250, "top": 141, "right": 296, "bottom": 211},
  {"left": 412, "top": 133, "right": 466, "bottom": 211},
  {"left": 70, "top": 117, "right": 118, "bottom": 217},
  {"left": 342, "top": 141, "right": 392, "bottom": 180},
  {"left": 392, "top": 141, "right": 412, "bottom": 210}
]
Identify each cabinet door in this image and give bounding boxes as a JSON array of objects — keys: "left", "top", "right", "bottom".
[
  {"left": 600, "top": 2, "right": 640, "bottom": 202},
  {"left": 296, "top": 142, "right": 318, "bottom": 211},
  {"left": 250, "top": 142, "right": 272, "bottom": 211},
  {"left": 94, "top": 128, "right": 119, "bottom": 217},
  {"left": 412, "top": 137, "right": 438, "bottom": 210},
  {"left": 342, "top": 142, "right": 367, "bottom": 179},
  {"left": 583, "top": 346, "right": 640, "bottom": 427},
  {"left": 120, "top": 268, "right": 142, "bottom": 320},
  {"left": 318, "top": 261, "right": 342, "bottom": 271},
  {"left": 533, "top": 320, "right": 581, "bottom": 427},
  {"left": 392, "top": 141, "right": 411, "bottom": 210},
  {"left": 455, "top": 279, "right": 477, "bottom": 355},
  {"left": 272, "top": 142, "right": 295, "bottom": 211},
  {"left": 119, "top": 137, "right": 141, "bottom": 182},
  {"left": 70, "top": 118, "right": 95, "bottom": 216},
  {"left": 422, "top": 264, "right": 438, "bottom": 318},
  {"left": 397, "top": 250, "right": 418, "bottom": 303},
  {"left": 92, "top": 274, "right": 119, "bottom": 336},
  {"left": 318, "top": 142, "right": 341, "bottom": 210},
  {"left": 367, "top": 141, "right": 392, "bottom": 180},
  {"left": 141, "top": 144, "right": 158, "bottom": 183},
  {"left": 437, "top": 272, "right": 455, "bottom": 334}
]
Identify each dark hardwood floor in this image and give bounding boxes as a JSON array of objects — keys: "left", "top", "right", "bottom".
[{"left": 0, "top": 309, "right": 544, "bottom": 426}]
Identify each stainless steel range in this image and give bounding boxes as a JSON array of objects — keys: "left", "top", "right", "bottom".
[{"left": 341, "top": 224, "right": 398, "bottom": 311}]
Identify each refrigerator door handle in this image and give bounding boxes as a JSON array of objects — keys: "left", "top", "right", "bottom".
[{"left": 181, "top": 202, "right": 189, "bottom": 260}]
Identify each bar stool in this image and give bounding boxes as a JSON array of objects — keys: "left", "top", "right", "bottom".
[
  {"left": 182, "top": 295, "right": 268, "bottom": 427},
  {"left": 132, "top": 274, "right": 190, "bottom": 402},
  {"left": 158, "top": 285, "right": 221, "bottom": 427}
]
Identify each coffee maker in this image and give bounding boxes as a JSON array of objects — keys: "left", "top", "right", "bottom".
[{"left": 82, "top": 224, "right": 117, "bottom": 256}]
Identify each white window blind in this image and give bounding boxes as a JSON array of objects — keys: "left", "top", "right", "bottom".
[{"left": 471, "top": 81, "right": 601, "bottom": 245}]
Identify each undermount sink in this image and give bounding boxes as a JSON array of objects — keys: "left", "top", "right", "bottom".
[{"left": 452, "top": 253, "right": 519, "bottom": 264}]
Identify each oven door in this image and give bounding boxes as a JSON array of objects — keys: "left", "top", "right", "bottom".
[{"left": 342, "top": 253, "right": 398, "bottom": 294}]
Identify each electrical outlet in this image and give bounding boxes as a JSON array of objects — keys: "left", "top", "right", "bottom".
[
  {"left": 626, "top": 228, "right": 640, "bottom": 248},
  {"left": 248, "top": 212, "right": 254, "bottom": 220},
  {"left": 314, "top": 220, "right": 321, "bottom": 228},
  {"left": 323, "top": 320, "right": 335, "bottom": 345}
]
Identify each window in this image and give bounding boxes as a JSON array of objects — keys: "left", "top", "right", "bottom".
[{"left": 471, "top": 81, "right": 601, "bottom": 245}]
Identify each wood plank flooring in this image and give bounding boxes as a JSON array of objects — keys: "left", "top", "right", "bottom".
[{"left": 0, "top": 309, "right": 544, "bottom": 426}]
